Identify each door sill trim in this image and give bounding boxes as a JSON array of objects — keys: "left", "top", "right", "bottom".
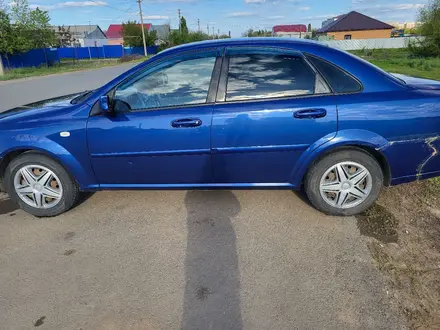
[{"left": 94, "top": 183, "right": 297, "bottom": 190}]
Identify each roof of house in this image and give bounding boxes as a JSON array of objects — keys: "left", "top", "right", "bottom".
[
  {"left": 272, "top": 24, "right": 307, "bottom": 33},
  {"left": 105, "top": 24, "right": 152, "bottom": 39},
  {"left": 317, "top": 11, "right": 394, "bottom": 33},
  {"left": 52, "top": 25, "right": 106, "bottom": 38}
]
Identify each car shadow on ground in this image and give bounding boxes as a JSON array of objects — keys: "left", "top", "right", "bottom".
[
  {"left": 181, "top": 190, "right": 243, "bottom": 330},
  {"left": 292, "top": 188, "right": 314, "bottom": 209},
  {"left": 76, "top": 192, "right": 96, "bottom": 208},
  {"left": 0, "top": 196, "right": 18, "bottom": 215}
]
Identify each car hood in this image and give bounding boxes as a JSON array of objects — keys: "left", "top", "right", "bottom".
[
  {"left": 0, "top": 92, "right": 87, "bottom": 120},
  {"left": 392, "top": 73, "right": 440, "bottom": 90}
]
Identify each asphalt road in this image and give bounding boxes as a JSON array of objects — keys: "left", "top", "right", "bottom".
[
  {"left": 0, "top": 63, "right": 137, "bottom": 112},
  {"left": 0, "top": 66, "right": 405, "bottom": 329}
]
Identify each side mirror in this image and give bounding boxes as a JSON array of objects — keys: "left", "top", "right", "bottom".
[{"left": 99, "top": 95, "right": 110, "bottom": 113}]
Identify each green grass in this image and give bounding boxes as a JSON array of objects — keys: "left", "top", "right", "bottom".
[
  {"left": 0, "top": 58, "right": 145, "bottom": 81},
  {"left": 350, "top": 48, "right": 440, "bottom": 80}
]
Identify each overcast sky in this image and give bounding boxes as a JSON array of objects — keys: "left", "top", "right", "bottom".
[{"left": 23, "top": 0, "right": 426, "bottom": 36}]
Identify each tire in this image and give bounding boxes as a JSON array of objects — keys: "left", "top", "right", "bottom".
[
  {"left": 4, "top": 152, "right": 80, "bottom": 217},
  {"left": 304, "top": 149, "right": 383, "bottom": 216}
]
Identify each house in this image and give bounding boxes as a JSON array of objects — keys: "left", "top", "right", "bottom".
[
  {"left": 150, "top": 24, "right": 171, "bottom": 43},
  {"left": 317, "top": 11, "right": 394, "bottom": 40},
  {"left": 105, "top": 24, "right": 151, "bottom": 45},
  {"left": 272, "top": 24, "right": 310, "bottom": 38},
  {"left": 52, "top": 25, "right": 108, "bottom": 47}
]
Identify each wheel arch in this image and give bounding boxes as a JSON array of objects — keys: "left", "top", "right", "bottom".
[
  {"left": 292, "top": 129, "right": 392, "bottom": 187},
  {"left": 0, "top": 148, "right": 80, "bottom": 190},
  {"left": 305, "top": 145, "right": 391, "bottom": 186}
]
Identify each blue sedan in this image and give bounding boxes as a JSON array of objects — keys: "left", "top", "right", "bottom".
[{"left": 1, "top": 38, "right": 440, "bottom": 217}]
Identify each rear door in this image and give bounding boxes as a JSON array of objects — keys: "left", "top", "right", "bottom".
[{"left": 211, "top": 47, "right": 338, "bottom": 185}]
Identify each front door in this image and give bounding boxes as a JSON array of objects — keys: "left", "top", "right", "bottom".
[
  {"left": 87, "top": 52, "right": 220, "bottom": 187},
  {"left": 211, "top": 47, "right": 338, "bottom": 185}
]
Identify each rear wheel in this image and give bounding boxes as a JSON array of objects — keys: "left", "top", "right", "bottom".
[
  {"left": 304, "top": 149, "right": 383, "bottom": 216},
  {"left": 4, "top": 152, "right": 79, "bottom": 217}
]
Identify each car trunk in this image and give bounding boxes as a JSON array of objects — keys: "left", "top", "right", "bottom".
[{"left": 392, "top": 73, "right": 440, "bottom": 90}]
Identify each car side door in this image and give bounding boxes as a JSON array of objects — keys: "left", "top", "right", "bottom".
[
  {"left": 211, "top": 47, "right": 338, "bottom": 186},
  {"left": 87, "top": 49, "right": 221, "bottom": 186}
]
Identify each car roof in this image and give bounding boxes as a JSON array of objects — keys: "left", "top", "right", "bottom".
[{"left": 158, "top": 37, "right": 328, "bottom": 57}]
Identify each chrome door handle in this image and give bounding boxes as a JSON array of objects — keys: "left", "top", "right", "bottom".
[
  {"left": 171, "top": 118, "right": 202, "bottom": 128},
  {"left": 294, "top": 108, "right": 327, "bottom": 119}
]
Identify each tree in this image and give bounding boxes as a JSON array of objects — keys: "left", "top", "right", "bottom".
[
  {"left": 56, "top": 25, "right": 78, "bottom": 47},
  {"left": 180, "top": 16, "right": 188, "bottom": 34},
  {"left": 242, "top": 29, "right": 272, "bottom": 37},
  {"left": 121, "top": 20, "right": 157, "bottom": 47},
  {"left": 29, "top": 8, "right": 55, "bottom": 48},
  {"left": 0, "top": 10, "right": 13, "bottom": 55},
  {"left": 10, "top": 0, "right": 31, "bottom": 25},
  {"left": 9, "top": 0, "right": 55, "bottom": 50},
  {"left": 167, "top": 29, "right": 210, "bottom": 46},
  {"left": 0, "top": 10, "right": 29, "bottom": 68},
  {"left": 409, "top": 0, "right": 440, "bottom": 56},
  {"left": 307, "top": 23, "right": 312, "bottom": 32}
]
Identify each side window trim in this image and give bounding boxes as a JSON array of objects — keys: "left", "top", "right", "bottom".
[
  {"left": 216, "top": 47, "right": 332, "bottom": 104},
  {"left": 216, "top": 56, "right": 229, "bottom": 103},
  {"left": 207, "top": 55, "right": 224, "bottom": 103},
  {"left": 305, "top": 53, "right": 364, "bottom": 94},
  {"left": 111, "top": 49, "right": 222, "bottom": 113}
]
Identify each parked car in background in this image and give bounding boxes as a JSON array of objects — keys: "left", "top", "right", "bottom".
[
  {"left": 391, "top": 29, "right": 405, "bottom": 38},
  {"left": 1, "top": 38, "right": 439, "bottom": 217}
]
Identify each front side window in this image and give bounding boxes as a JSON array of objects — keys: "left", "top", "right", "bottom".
[
  {"left": 114, "top": 56, "right": 216, "bottom": 111},
  {"left": 226, "top": 54, "right": 327, "bottom": 102}
]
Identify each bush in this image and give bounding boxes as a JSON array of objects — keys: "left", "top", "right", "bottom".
[
  {"left": 409, "top": 0, "right": 440, "bottom": 57},
  {"left": 409, "top": 39, "right": 440, "bottom": 57}
]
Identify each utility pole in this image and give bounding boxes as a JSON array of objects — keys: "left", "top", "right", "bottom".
[
  {"left": 229, "top": 30, "right": 231, "bottom": 38},
  {"left": 207, "top": 23, "right": 209, "bottom": 35},
  {"left": 197, "top": 19, "right": 200, "bottom": 32},
  {"left": 137, "top": 0, "right": 147, "bottom": 57},
  {"left": 218, "top": 29, "right": 220, "bottom": 37},
  {"left": 178, "top": 9, "right": 181, "bottom": 33},
  {"left": 212, "top": 26, "right": 214, "bottom": 38}
]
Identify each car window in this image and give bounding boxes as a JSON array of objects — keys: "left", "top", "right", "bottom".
[
  {"left": 226, "top": 54, "right": 322, "bottom": 102},
  {"left": 114, "top": 56, "right": 216, "bottom": 111},
  {"left": 306, "top": 55, "right": 362, "bottom": 93}
]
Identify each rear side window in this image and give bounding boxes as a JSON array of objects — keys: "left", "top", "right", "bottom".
[
  {"left": 306, "top": 55, "right": 362, "bottom": 93},
  {"left": 226, "top": 54, "right": 320, "bottom": 101}
]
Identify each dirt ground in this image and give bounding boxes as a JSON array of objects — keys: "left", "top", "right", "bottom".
[{"left": 357, "top": 179, "right": 440, "bottom": 329}]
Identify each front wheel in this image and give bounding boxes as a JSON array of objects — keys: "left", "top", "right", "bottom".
[
  {"left": 4, "top": 152, "right": 80, "bottom": 217},
  {"left": 304, "top": 149, "right": 383, "bottom": 216}
]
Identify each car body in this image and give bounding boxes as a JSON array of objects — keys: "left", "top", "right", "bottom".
[{"left": 1, "top": 38, "right": 440, "bottom": 217}]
